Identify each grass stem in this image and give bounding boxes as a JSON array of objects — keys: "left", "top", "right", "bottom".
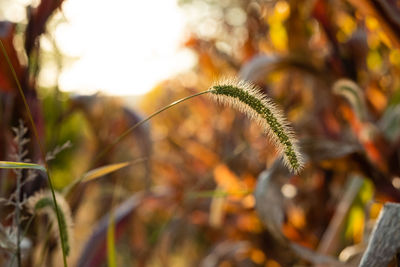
[
  {"left": 93, "top": 90, "right": 212, "bottom": 165},
  {"left": 0, "top": 40, "right": 68, "bottom": 267}
]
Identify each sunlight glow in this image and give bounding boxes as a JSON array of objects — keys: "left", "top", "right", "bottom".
[{"left": 54, "top": 0, "right": 196, "bottom": 96}]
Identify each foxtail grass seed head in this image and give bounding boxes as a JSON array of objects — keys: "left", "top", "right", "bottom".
[
  {"left": 209, "top": 79, "right": 304, "bottom": 173},
  {"left": 333, "top": 79, "right": 367, "bottom": 121},
  {"left": 26, "top": 190, "right": 72, "bottom": 255}
]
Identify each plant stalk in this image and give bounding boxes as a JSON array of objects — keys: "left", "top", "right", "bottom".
[
  {"left": 93, "top": 90, "right": 213, "bottom": 165},
  {"left": 15, "top": 169, "right": 21, "bottom": 267},
  {"left": 0, "top": 40, "right": 68, "bottom": 267}
]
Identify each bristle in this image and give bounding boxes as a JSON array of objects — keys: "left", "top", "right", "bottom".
[
  {"left": 209, "top": 78, "right": 304, "bottom": 173},
  {"left": 26, "top": 190, "right": 73, "bottom": 255}
]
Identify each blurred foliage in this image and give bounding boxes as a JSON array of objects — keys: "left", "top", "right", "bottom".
[{"left": 1, "top": 0, "right": 400, "bottom": 266}]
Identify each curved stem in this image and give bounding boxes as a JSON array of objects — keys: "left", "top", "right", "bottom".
[
  {"left": 92, "top": 90, "right": 212, "bottom": 166},
  {"left": 15, "top": 169, "right": 21, "bottom": 267}
]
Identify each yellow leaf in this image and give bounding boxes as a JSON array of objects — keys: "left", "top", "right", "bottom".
[
  {"left": 83, "top": 159, "right": 144, "bottom": 182},
  {"left": 63, "top": 158, "right": 146, "bottom": 195}
]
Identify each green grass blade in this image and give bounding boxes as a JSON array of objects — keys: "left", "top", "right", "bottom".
[
  {"left": 0, "top": 161, "right": 46, "bottom": 172},
  {"left": 107, "top": 211, "right": 117, "bottom": 267}
]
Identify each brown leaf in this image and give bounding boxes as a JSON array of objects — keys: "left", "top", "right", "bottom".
[{"left": 0, "top": 22, "right": 23, "bottom": 93}]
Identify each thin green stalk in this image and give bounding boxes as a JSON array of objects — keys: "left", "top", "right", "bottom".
[
  {"left": 93, "top": 90, "right": 212, "bottom": 165},
  {"left": 107, "top": 212, "right": 116, "bottom": 267},
  {"left": 15, "top": 169, "right": 21, "bottom": 267},
  {"left": 0, "top": 40, "right": 68, "bottom": 267}
]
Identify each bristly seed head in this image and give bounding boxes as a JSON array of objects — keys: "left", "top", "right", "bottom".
[
  {"left": 209, "top": 78, "right": 304, "bottom": 173},
  {"left": 26, "top": 190, "right": 72, "bottom": 255}
]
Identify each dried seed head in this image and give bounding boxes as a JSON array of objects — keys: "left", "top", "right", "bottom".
[
  {"left": 209, "top": 78, "right": 304, "bottom": 173},
  {"left": 26, "top": 190, "right": 72, "bottom": 255},
  {"left": 333, "top": 79, "right": 367, "bottom": 121}
]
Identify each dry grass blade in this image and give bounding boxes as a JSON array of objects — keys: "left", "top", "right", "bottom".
[
  {"left": 82, "top": 161, "right": 139, "bottom": 182},
  {"left": 63, "top": 158, "right": 146, "bottom": 196}
]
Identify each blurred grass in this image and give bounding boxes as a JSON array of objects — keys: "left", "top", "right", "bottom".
[{"left": 2, "top": 0, "right": 400, "bottom": 266}]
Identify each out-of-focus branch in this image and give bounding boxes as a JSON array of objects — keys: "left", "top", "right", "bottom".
[
  {"left": 346, "top": 0, "right": 400, "bottom": 48},
  {"left": 359, "top": 202, "right": 400, "bottom": 267},
  {"left": 317, "top": 176, "right": 364, "bottom": 256}
]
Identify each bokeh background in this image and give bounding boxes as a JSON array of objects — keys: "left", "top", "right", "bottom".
[{"left": 1, "top": 0, "right": 400, "bottom": 266}]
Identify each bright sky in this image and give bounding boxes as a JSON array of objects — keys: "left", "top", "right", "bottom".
[{"left": 47, "top": 0, "right": 197, "bottom": 96}]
